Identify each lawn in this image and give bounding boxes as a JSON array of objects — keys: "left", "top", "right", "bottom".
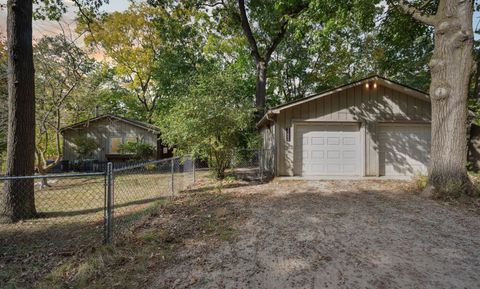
[{"left": 0, "top": 169, "right": 196, "bottom": 288}]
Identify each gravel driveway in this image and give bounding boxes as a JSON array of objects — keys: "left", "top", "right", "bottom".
[{"left": 149, "top": 179, "right": 480, "bottom": 289}]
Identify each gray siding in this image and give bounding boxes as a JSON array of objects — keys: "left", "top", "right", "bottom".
[
  {"left": 63, "top": 118, "right": 158, "bottom": 161},
  {"left": 274, "top": 83, "right": 431, "bottom": 176}
]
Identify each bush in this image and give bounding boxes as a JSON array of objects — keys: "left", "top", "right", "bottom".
[
  {"left": 119, "top": 141, "right": 155, "bottom": 161},
  {"left": 72, "top": 136, "right": 98, "bottom": 160},
  {"left": 413, "top": 173, "right": 428, "bottom": 191},
  {"left": 159, "top": 63, "right": 255, "bottom": 179}
]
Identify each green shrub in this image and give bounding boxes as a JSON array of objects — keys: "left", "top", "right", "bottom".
[
  {"left": 119, "top": 141, "right": 155, "bottom": 161},
  {"left": 413, "top": 173, "right": 428, "bottom": 191},
  {"left": 72, "top": 136, "right": 98, "bottom": 160}
]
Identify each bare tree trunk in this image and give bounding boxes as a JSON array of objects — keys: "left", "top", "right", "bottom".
[
  {"left": 0, "top": 0, "right": 36, "bottom": 223},
  {"left": 255, "top": 60, "right": 267, "bottom": 119},
  {"left": 423, "top": 0, "right": 475, "bottom": 197}
]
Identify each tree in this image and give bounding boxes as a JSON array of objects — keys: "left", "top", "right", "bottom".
[
  {"left": 236, "top": 0, "right": 308, "bottom": 116},
  {"left": 0, "top": 37, "right": 7, "bottom": 170},
  {"left": 1, "top": 0, "right": 107, "bottom": 223},
  {"left": 34, "top": 33, "right": 94, "bottom": 186},
  {"left": 79, "top": 3, "right": 167, "bottom": 123},
  {"left": 0, "top": 0, "right": 37, "bottom": 223},
  {"left": 159, "top": 63, "right": 255, "bottom": 178},
  {"left": 391, "top": 0, "right": 475, "bottom": 197}
]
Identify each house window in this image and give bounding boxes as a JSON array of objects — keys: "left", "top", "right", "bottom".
[
  {"left": 285, "top": 127, "right": 291, "bottom": 142},
  {"left": 109, "top": 137, "right": 122, "bottom": 154},
  {"left": 163, "top": 147, "right": 169, "bottom": 154}
]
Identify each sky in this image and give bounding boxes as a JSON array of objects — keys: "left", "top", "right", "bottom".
[
  {"left": 0, "top": 2, "right": 479, "bottom": 42},
  {"left": 0, "top": 0, "right": 131, "bottom": 41}
]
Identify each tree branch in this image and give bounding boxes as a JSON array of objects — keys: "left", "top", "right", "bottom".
[
  {"left": 237, "top": 0, "right": 261, "bottom": 61},
  {"left": 393, "top": 0, "right": 437, "bottom": 26}
]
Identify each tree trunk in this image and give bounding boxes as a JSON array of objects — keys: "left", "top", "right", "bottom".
[
  {"left": 255, "top": 60, "right": 267, "bottom": 120},
  {"left": 0, "top": 0, "right": 36, "bottom": 223},
  {"left": 423, "top": 0, "right": 475, "bottom": 198}
]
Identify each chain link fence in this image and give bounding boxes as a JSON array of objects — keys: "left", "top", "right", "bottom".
[
  {"left": 194, "top": 149, "right": 275, "bottom": 180},
  {"left": 0, "top": 156, "right": 194, "bottom": 255}
]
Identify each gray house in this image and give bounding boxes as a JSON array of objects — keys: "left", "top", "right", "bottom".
[
  {"left": 258, "top": 75, "right": 432, "bottom": 177},
  {"left": 61, "top": 114, "right": 172, "bottom": 162}
]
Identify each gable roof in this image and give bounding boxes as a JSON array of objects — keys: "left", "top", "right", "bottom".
[
  {"left": 60, "top": 114, "right": 160, "bottom": 133},
  {"left": 257, "top": 75, "right": 430, "bottom": 128}
]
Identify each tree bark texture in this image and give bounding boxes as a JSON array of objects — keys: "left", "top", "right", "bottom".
[
  {"left": 255, "top": 60, "right": 267, "bottom": 118},
  {"left": 424, "top": 0, "right": 475, "bottom": 197},
  {"left": 0, "top": 0, "right": 36, "bottom": 223}
]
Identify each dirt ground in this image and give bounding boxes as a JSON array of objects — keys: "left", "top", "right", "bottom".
[{"left": 147, "top": 179, "right": 480, "bottom": 289}]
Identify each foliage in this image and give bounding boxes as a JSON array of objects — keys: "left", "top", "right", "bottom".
[
  {"left": 78, "top": 2, "right": 203, "bottom": 122},
  {"left": 72, "top": 136, "right": 99, "bottom": 160},
  {"left": 159, "top": 63, "right": 255, "bottom": 179},
  {"left": 118, "top": 141, "right": 156, "bottom": 161},
  {"left": 34, "top": 33, "right": 95, "bottom": 173}
]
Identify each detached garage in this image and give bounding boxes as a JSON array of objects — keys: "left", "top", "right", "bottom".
[{"left": 258, "top": 75, "right": 431, "bottom": 177}]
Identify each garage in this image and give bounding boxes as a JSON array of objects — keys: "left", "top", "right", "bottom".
[
  {"left": 258, "top": 75, "right": 432, "bottom": 177},
  {"left": 294, "top": 124, "right": 361, "bottom": 176},
  {"left": 378, "top": 124, "right": 431, "bottom": 176}
]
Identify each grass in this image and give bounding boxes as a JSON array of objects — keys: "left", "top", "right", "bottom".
[
  {"left": 26, "top": 174, "right": 238, "bottom": 289},
  {"left": 0, "top": 170, "right": 201, "bottom": 289}
]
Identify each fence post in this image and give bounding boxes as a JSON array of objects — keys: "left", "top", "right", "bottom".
[
  {"left": 192, "top": 156, "right": 196, "bottom": 184},
  {"left": 104, "top": 162, "right": 113, "bottom": 245},
  {"left": 171, "top": 158, "right": 174, "bottom": 195},
  {"left": 259, "top": 150, "right": 264, "bottom": 182}
]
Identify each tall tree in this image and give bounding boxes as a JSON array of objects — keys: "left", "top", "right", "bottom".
[
  {"left": 236, "top": 0, "right": 308, "bottom": 116},
  {"left": 79, "top": 3, "right": 166, "bottom": 122},
  {"left": 34, "top": 34, "right": 94, "bottom": 186},
  {"left": 0, "top": 0, "right": 107, "bottom": 223},
  {"left": 0, "top": 37, "right": 8, "bottom": 170},
  {"left": 391, "top": 0, "right": 475, "bottom": 197},
  {"left": 0, "top": 0, "right": 36, "bottom": 222}
]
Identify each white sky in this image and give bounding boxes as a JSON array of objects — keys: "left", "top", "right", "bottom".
[
  {"left": 0, "top": 0, "right": 131, "bottom": 41},
  {"left": 0, "top": 2, "right": 479, "bottom": 43}
]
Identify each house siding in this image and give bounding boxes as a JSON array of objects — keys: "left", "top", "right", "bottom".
[
  {"left": 62, "top": 118, "right": 158, "bottom": 161},
  {"left": 275, "top": 83, "right": 431, "bottom": 176}
]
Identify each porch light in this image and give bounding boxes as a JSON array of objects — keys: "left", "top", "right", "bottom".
[
  {"left": 373, "top": 82, "right": 377, "bottom": 89},
  {"left": 365, "top": 83, "right": 370, "bottom": 89}
]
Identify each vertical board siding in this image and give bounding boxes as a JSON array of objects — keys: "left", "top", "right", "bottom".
[
  {"left": 63, "top": 118, "right": 158, "bottom": 162},
  {"left": 275, "top": 83, "right": 431, "bottom": 176}
]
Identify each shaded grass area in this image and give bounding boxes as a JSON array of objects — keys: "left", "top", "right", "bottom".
[
  {"left": 0, "top": 171, "right": 198, "bottom": 288},
  {"left": 28, "top": 177, "right": 242, "bottom": 289}
]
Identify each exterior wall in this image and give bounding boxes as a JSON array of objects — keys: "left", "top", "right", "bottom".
[
  {"left": 275, "top": 84, "right": 431, "bottom": 176},
  {"left": 62, "top": 118, "right": 158, "bottom": 161}
]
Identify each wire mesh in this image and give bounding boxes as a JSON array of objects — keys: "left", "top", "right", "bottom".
[
  {"left": 0, "top": 155, "right": 196, "bottom": 253},
  {"left": 0, "top": 173, "right": 106, "bottom": 255},
  {"left": 111, "top": 156, "right": 195, "bottom": 240}
]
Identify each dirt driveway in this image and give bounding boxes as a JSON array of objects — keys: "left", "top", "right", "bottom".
[{"left": 148, "top": 179, "right": 480, "bottom": 289}]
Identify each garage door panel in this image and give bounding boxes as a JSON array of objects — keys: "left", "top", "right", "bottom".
[
  {"left": 343, "top": 137, "right": 356, "bottom": 145},
  {"left": 379, "top": 125, "right": 430, "bottom": 176},
  {"left": 343, "top": 150, "right": 356, "bottom": 159},
  {"left": 327, "top": 150, "right": 341, "bottom": 159},
  {"left": 311, "top": 151, "right": 324, "bottom": 159},
  {"left": 327, "top": 137, "right": 340, "bottom": 145},
  {"left": 295, "top": 124, "right": 361, "bottom": 176},
  {"left": 311, "top": 137, "right": 324, "bottom": 145}
]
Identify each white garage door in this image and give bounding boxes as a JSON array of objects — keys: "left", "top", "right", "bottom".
[
  {"left": 294, "top": 124, "right": 361, "bottom": 176},
  {"left": 379, "top": 124, "right": 430, "bottom": 176}
]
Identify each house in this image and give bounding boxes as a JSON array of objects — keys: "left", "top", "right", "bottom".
[
  {"left": 258, "top": 75, "right": 432, "bottom": 177},
  {"left": 60, "top": 114, "right": 173, "bottom": 162}
]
